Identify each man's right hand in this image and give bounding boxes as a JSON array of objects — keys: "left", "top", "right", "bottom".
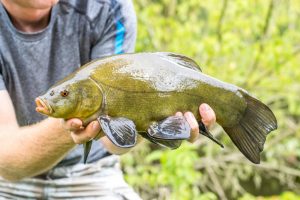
[{"left": 62, "top": 119, "right": 102, "bottom": 144}]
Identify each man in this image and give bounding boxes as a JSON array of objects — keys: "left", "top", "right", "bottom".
[{"left": 0, "top": 0, "right": 216, "bottom": 199}]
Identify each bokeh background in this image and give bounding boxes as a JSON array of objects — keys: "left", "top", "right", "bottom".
[{"left": 121, "top": 0, "right": 300, "bottom": 199}]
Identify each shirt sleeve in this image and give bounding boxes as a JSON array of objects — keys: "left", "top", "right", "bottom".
[
  {"left": 0, "top": 62, "right": 6, "bottom": 90},
  {"left": 0, "top": 75, "right": 5, "bottom": 90},
  {"left": 90, "top": 0, "right": 137, "bottom": 59}
]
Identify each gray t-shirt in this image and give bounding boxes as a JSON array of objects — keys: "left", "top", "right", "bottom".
[{"left": 0, "top": 0, "right": 136, "bottom": 167}]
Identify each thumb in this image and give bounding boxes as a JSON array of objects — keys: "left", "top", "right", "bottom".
[
  {"left": 199, "top": 103, "right": 216, "bottom": 128},
  {"left": 62, "top": 118, "right": 83, "bottom": 132}
]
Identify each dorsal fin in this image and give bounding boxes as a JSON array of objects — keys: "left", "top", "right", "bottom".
[{"left": 154, "top": 52, "right": 202, "bottom": 72}]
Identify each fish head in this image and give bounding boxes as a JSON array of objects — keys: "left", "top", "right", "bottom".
[{"left": 35, "top": 78, "right": 103, "bottom": 120}]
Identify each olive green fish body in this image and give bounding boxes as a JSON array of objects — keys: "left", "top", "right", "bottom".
[
  {"left": 88, "top": 53, "right": 246, "bottom": 129},
  {"left": 36, "top": 52, "right": 277, "bottom": 164}
]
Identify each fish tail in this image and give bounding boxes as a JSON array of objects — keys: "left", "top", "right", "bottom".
[{"left": 223, "top": 90, "right": 277, "bottom": 164}]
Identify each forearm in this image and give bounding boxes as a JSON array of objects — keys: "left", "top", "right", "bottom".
[{"left": 0, "top": 118, "right": 75, "bottom": 181}]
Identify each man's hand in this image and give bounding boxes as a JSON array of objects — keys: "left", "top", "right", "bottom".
[
  {"left": 176, "top": 103, "right": 216, "bottom": 143},
  {"left": 61, "top": 119, "right": 102, "bottom": 144}
]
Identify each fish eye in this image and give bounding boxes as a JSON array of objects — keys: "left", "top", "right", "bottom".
[
  {"left": 50, "top": 90, "right": 54, "bottom": 96},
  {"left": 60, "top": 90, "right": 69, "bottom": 97}
]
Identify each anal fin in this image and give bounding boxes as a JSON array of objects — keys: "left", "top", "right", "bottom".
[{"left": 199, "top": 121, "right": 224, "bottom": 148}]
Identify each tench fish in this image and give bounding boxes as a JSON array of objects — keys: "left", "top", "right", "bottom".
[{"left": 35, "top": 52, "right": 277, "bottom": 164}]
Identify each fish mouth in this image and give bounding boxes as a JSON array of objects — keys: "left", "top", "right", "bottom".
[{"left": 35, "top": 97, "right": 53, "bottom": 115}]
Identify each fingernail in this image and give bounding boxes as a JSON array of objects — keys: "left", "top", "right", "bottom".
[
  {"left": 201, "top": 104, "right": 210, "bottom": 112},
  {"left": 185, "top": 112, "right": 193, "bottom": 118},
  {"left": 92, "top": 122, "right": 99, "bottom": 131},
  {"left": 175, "top": 112, "right": 183, "bottom": 116}
]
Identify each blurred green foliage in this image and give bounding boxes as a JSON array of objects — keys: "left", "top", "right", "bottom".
[{"left": 122, "top": 0, "right": 300, "bottom": 199}]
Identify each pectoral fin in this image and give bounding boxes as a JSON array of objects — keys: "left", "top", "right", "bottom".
[
  {"left": 83, "top": 141, "right": 93, "bottom": 164},
  {"left": 148, "top": 116, "right": 191, "bottom": 140},
  {"left": 199, "top": 121, "right": 224, "bottom": 148},
  {"left": 98, "top": 116, "right": 137, "bottom": 148}
]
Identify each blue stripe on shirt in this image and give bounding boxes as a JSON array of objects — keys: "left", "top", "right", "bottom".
[{"left": 114, "top": 20, "right": 125, "bottom": 54}]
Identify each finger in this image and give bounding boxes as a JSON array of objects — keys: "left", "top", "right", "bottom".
[
  {"left": 199, "top": 103, "right": 216, "bottom": 128},
  {"left": 175, "top": 112, "right": 183, "bottom": 116},
  {"left": 184, "top": 112, "right": 200, "bottom": 143},
  {"left": 70, "top": 121, "right": 101, "bottom": 144},
  {"left": 61, "top": 118, "right": 83, "bottom": 132}
]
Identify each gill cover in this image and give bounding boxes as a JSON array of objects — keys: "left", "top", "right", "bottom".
[{"left": 40, "top": 78, "right": 103, "bottom": 120}]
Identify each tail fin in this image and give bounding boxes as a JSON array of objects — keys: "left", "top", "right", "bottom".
[{"left": 223, "top": 90, "right": 277, "bottom": 164}]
